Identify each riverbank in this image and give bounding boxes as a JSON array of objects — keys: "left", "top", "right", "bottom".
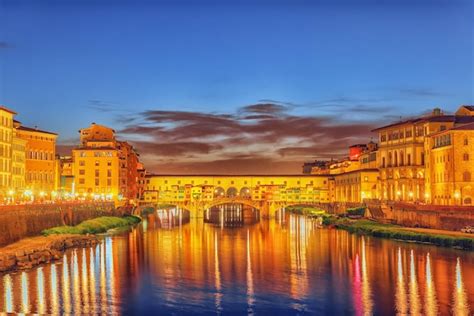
[
  {"left": 326, "top": 217, "right": 474, "bottom": 250},
  {"left": 42, "top": 216, "right": 141, "bottom": 235},
  {"left": 286, "top": 205, "right": 326, "bottom": 217},
  {"left": 0, "top": 234, "right": 99, "bottom": 273}
]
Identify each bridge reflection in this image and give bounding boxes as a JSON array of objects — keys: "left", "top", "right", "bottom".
[{"left": 204, "top": 204, "right": 260, "bottom": 227}]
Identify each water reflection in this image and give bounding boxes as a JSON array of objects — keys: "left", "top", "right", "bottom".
[
  {"left": 0, "top": 211, "right": 473, "bottom": 314},
  {"left": 204, "top": 204, "right": 259, "bottom": 227}
]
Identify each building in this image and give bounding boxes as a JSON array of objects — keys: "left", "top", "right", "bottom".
[
  {"left": 11, "top": 126, "right": 26, "bottom": 194},
  {"left": 15, "top": 124, "right": 58, "bottom": 198},
  {"left": 137, "top": 162, "right": 147, "bottom": 200},
  {"left": 302, "top": 160, "right": 329, "bottom": 174},
  {"left": 426, "top": 122, "right": 474, "bottom": 205},
  {"left": 57, "top": 155, "right": 75, "bottom": 196},
  {"left": 0, "top": 107, "right": 17, "bottom": 199},
  {"left": 372, "top": 106, "right": 474, "bottom": 202},
  {"left": 332, "top": 169, "right": 379, "bottom": 203},
  {"left": 72, "top": 123, "right": 142, "bottom": 202}
]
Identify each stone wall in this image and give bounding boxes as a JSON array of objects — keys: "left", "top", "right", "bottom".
[
  {"left": 389, "top": 202, "right": 474, "bottom": 230},
  {"left": 0, "top": 202, "right": 123, "bottom": 246}
]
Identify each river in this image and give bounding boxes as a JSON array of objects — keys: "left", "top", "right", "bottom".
[{"left": 0, "top": 206, "right": 473, "bottom": 315}]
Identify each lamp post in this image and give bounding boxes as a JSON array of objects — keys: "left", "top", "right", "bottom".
[{"left": 454, "top": 191, "right": 461, "bottom": 206}]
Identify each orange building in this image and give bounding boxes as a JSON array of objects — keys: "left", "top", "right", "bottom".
[
  {"left": 72, "top": 123, "right": 142, "bottom": 202},
  {"left": 0, "top": 106, "right": 16, "bottom": 196},
  {"left": 15, "top": 124, "right": 58, "bottom": 198}
]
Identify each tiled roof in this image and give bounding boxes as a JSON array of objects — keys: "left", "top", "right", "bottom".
[
  {"left": 449, "top": 122, "right": 474, "bottom": 131},
  {"left": 16, "top": 125, "right": 58, "bottom": 136},
  {"left": 372, "top": 115, "right": 474, "bottom": 132},
  {"left": 461, "top": 105, "right": 474, "bottom": 111},
  {"left": 0, "top": 105, "right": 17, "bottom": 115}
]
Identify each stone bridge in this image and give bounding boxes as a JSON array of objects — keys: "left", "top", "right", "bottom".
[{"left": 136, "top": 196, "right": 334, "bottom": 218}]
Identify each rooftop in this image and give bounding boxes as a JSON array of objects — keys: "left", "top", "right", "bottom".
[
  {"left": 16, "top": 125, "right": 58, "bottom": 136},
  {"left": 0, "top": 105, "right": 17, "bottom": 115}
]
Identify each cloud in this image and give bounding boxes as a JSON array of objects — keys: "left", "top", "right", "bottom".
[
  {"left": 399, "top": 88, "right": 442, "bottom": 97},
  {"left": 86, "top": 99, "right": 128, "bottom": 113},
  {"left": 119, "top": 102, "right": 379, "bottom": 173},
  {"left": 0, "top": 42, "right": 10, "bottom": 49}
]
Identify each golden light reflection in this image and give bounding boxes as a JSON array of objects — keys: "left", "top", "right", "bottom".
[
  {"left": 452, "top": 257, "right": 469, "bottom": 316},
  {"left": 424, "top": 253, "right": 438, "bottom": 316},
  {"left": 36, "top": 267, "right": 45, "bottom": 314},
  {"left": 81, "top": 248, "right": 90, "bottom": 315},
  {"left": 409, "top": 249, "right": 421, "bottom": 315},
  {"left": 361, "top": 237, "right": 373, "bottom": 315},
  {"left": 395, "top": 248, "right": 408, "bottom": 314},
  {"left": 62, "top": 254, "right": 71, "bottom": 314},
  {"left": 50, "top": 263, "right": 59, "bottom": 314},
  {"left": 214, "top": 231, "right": 222, "bottom": 313},
  {"left": 246, "top": 229, "right": 255, "bottom": 314},
  {"left": 20, "top": 271, "right": 29, "bottom": 314},
  {"left": 3, "top": 274, "right": 13, "bottom": 313},
  {"left": 72, "top": 250, "right": 81, "bottom": 314}
]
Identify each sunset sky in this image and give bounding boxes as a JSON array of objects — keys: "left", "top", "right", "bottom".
[{"left": 1, "top": 0, "right": 473, "bottom": 174}]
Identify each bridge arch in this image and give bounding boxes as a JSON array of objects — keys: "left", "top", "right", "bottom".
[
  {"left": 214, "top": 187, "right": 225, "bottom": 198},
  {"left": 226, "top": 187, "right": 238, "bottom": 198},
  {"left": 240, "top": 187, "right": 251, "bottom": 198}
]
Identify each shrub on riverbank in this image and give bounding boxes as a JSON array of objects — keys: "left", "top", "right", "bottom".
[
  {"left": 286, "top": 205, "right": 326, "bottom": 217},
  {"left": 332, "top": 219, "right": 474, "bottom": 250},
  {"left": 42, "top": 216, "right": 141, "bottom": 236}
]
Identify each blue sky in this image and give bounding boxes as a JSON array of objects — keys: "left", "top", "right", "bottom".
[{"left": 1, "top": 0, "right": 473, "bottom": 173}]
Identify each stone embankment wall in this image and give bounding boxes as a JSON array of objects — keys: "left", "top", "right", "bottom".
[
  {"left": 0, "top": 202, "right": 131, "bottom": 246},
  {"left": 377, "top": 202, "right": 474, "bottom": 230},
  {"left": 0, "top": 235, "right": 98, "bottom": 273}
]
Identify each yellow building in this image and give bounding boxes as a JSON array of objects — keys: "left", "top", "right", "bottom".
[
  {"left": 0, "top": 106, "right": 15, "bottom": 196},
  {"left": 16, "top": 125, "right": 58, "bottom": 198},
  {"left": 426, "top": 122, "right": 474, "bottom": 205},
  {"left": 11, "top": 133, "right": 26, "bottom": 193},
  {"left": 72, "top": 147, "right": 120, "bottom": 198},
  {"left": 372, "top": 106, "right": 474, "bottom": 202},
  {"left": 72, "top": 123, "right": 141, "bottom": 201},
  {"left": 332, "top": 169, "right": 379, "bottom": 203}
]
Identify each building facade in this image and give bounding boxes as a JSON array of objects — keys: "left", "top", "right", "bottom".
[
  {"left": 0, "top": 107, "right": 15, "bottom": 196},
  {"left": 72, "top": 123, "right": 142, "bottom": 202},
  {"left": 426, "top": 122, "right": 474, "bottom": 205},
  {"left": 372, "top": 106, "right": 474, "bottom": 203},
  {"left": 16, "top": 125, "right": 58, "bottom": 197}
]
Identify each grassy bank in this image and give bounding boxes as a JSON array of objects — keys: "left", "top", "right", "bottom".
[
  {"left": 326, "top": 218, "right": 474, "bottom": 250},
  {"left": 42, "top": 216, "right": 141, "bottom": 236},
  {"left": 286, "top": 205, "right": 326, "bottom": 217}
]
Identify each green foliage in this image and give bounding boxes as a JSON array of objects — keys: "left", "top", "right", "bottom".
[
  {"left": 42, "top": 216, "right": 141, "bottom": 236},
  {"left": 286, "top": 205, "right": 326, "bottom": 216},
  {"left": 333, "top": 219, "right": 474, "bottom": 250},
  {"left": 346, "top": 207, "right": 366, "bottom": 217}
]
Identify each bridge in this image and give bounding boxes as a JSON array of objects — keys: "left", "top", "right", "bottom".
[{"left": 139, "top": 175, "right": 336, "bottom": 218}]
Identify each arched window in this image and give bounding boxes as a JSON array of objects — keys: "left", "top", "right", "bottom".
[
  {"left": 464, "top": 197, "right": 472, "bottom": 205},
  {"left": 463, "top": 171, "right": 471, "bottom": 182},
  {"left": 400, "top": 151, "right": 404, "bottom": 166},
  {"left": 394, "top": 151, "right": 398, "bottom": 167}
]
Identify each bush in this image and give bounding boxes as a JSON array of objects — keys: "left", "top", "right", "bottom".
[
  {"left": 347, "top": 207, "right": 366, "bottom": 217},
  {"left": 42, "top": 216, "right": 141, "bottom": 236}
]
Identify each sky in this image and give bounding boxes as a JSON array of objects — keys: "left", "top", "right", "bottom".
[{"left": 1, "top": 0, "right": 473, "bottom": 174}]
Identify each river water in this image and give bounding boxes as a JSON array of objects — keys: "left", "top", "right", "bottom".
[{"left": 0, "top": 206, "right": 473, "bottom": 315}]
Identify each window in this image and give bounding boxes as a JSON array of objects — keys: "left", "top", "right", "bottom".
[
  {"left": 95, "top": 179, "right": 99, "bottom": 186},
  {"left": 463, "top": 153, "right": 469, "bottom": 161},
  {"left": 95, "top": 160, "right": 100, "bottom": 166},
  {"left": 79, "top": 160, "right": 85, "bottom": 166},
  {"left": 95, "top": 170, "right": 100, "bottom": 177},
  {"left": 407, "top": 154, "right": 411, "bottom": 166},
  {"left": 107, "top": 161, "right": 112, "bottom": 166},
  {"left": 79, "top": 169, "right": 85, "bottom": 175},
  {"left": 107, "top": 179, "right": 112, "bottom": 186},
  {"left": 79, "top": 151, "right": 86, "bottom": 157},
  {"left": 464, "top": 138, "right": 469, "bottom": 146},
  {"left": 79, "top": 178, "right": 85, "bottom": 184},
  {"left": 107, "top": 170, "right": 112, "bottom": 177},
  {"left": 463, "top": 172, "right": 471, "bottom": 182}
]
